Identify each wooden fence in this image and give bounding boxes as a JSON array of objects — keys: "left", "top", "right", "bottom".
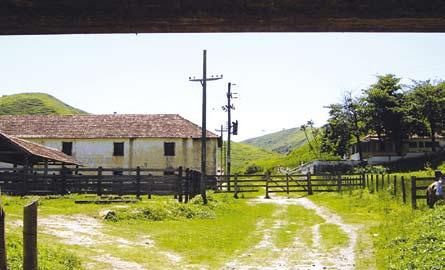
[
  {"left": 0, "top": 167, "right": 204, "bottom": 201},
  {"left": 364, "top": 174, "right": 436, "bottom": 208},
  {"left": 207, "top": 172, "right": 365, "bottom": 198},
  {"left": 0, "top": 167, "right": 436, "bottom": 208}
]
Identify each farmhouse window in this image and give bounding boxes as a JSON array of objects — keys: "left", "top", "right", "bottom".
[
  {"left": 164, "top": 142, "right": 175, "bottom": 156},
  {"left": 113, "top": 142, "right": 124, "bottom": 156},
  {"left": 62, "top": 142, "right": 73, "bottom": 156}
]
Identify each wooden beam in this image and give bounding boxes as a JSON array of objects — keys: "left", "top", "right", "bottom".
[{"left": 0, "top": 0, "right": 445, "bottom": 34}]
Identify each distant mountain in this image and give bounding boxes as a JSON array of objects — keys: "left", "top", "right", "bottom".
[
  {"left": 0, "top": 93, "right": 88, "bottom": 115},
  {"left": 242, "top": 127, "right": 311, "bottom": 154}
]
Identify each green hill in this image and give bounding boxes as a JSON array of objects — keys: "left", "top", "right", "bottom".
[
  {"left": 242, "top": 127, "right": 311, "bottom": 154},
  {"left": 226, "top": 138, "right": 340, "bottom": 174},
  {"left": 0, "top": 93, "right": 87, "bottom": 115},
  {"left": 219, "top": 142, "right": 284, "bottom": 174}
]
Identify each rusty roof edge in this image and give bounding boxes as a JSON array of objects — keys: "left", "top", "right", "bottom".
[{"left": 0, "top": 130, "right": 82, "bottom": 165}]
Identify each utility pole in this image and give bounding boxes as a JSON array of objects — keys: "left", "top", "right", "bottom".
[
  {"left": 227, "top": 83, "right": 232, "bottom": 183},
  {"left": 223, "top": 82, "right": 238, "bottom": 188},
  {"left": 215, "top": 125, "right": 227, "bottom": 174},
  {"left": 189, "top": 50, "right": 223, "bottom": 204}
]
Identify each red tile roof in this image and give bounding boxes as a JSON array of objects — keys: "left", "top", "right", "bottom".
[
  {"left": 0, "top": 114, "right": 218, "bottom": 139},
  {"left": 0, "top": 131, "right": 80, "bottom": 165}
]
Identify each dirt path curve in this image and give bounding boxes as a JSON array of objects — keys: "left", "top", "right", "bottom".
[
  {"left": 226, "top": 197, "right": 359, "bottom": 270},
  {"left": 39, "top": 215, "right": 181, "bottom": 270}
]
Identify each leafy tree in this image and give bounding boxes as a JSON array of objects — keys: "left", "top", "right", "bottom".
[
  {"left": 344, "top": 92, "right": 367, "bottom": 163},
  {"left": 408, "top": 80, "right": 445, "bottom": 151},
  {"left": 321, "top": 103, "right": 351, "bottom": 157},
  {"left": 361, "top": 74, "right": 408, "bottom": 155},
  {"left": 321, "top": 92, "right": 366, "bottom": 162}
]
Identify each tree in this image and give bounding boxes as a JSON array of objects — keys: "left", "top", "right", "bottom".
[
  {"left": 344, "top": 92, "right": 366, "bottom": 163},
  {"left": 321, "top": 103, "right": 351, "bottom": 157},
  {"left": 300, "top": 121, "right": 321, "bottom": 159},
  {"left": 361, "top": 74, "right": 408, "bottom": 155},
  {"left": 321, "top": 92, "right": 366, "bottom": 162},
  {"left": 408, "top": 80, "right": 445, "bottom": 152}
]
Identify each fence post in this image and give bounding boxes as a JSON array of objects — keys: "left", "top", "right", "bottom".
[
  {"left": 362, "top": 173, "right": 366, "bottom": 189},
  {"left": 52, "top": 173, "right": 57, "bottom": 193},
  {"left": 23, "top": 200, "right": 38, "bottom": 270},
  {"left": 382, "top": 174, "right": 385, "bottom": 189},
  {"left": 136, "top": 166, "right": 141, "bottom": 200},
  {"left": 97, "top": 167, "right": 103, "bottom": 196},
  {"left": 178, "top": 167, "right": 183, "bottom": 203},
  {"left": 337, "top": 174, "right": 342, "bottom": 193},
  {"left": 61, "top": 165, "right": 67, "bottom": 195},
  {"left": 22, "top": 165, "right": 28, "bottom": 196},
  {"left": 286, "top": 173, "right": 289, "bottom": 195},
  {"left": 411, "top": 176, "right": 417, "bottom": 209},
  {"left": 393, "top": 175, "right": 397, "bottom": 197},
  {"left": 401, "top": 176, "right": 406, "bottom": 204},
  {"left": 191, "top": 171, "right": 195, "bottom": 198},
  {"left": 0, "top": 206, "right": 6, "bottom": 270},
  {"left": 227, "top": 173, "right": 231, "bottom": 192},
  {"left": 370, "top": 174, "right": 374, "bottom": 192},
  {"left": 264, "top": 172, "right": 270, "bottom": 199},
  {"left": 184, "top": 169, "right": 190, "bottom": 203},
  {"left": 148, "top": 175, "right": 153, "bottom": 200},
  {"left": 234, "top": 173, "right": 239, "bottom": 199},
  {"left": 376, "top": 175, "right": 379, "bottom": 192},
  {"left": 307, "top": 172, "right": 313, "bottom": 195}
]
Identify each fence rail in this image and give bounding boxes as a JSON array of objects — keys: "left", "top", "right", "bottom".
[
  {"left": 0, "top": 167, "right": 436, "bottom": 208},
  {"left": 0, "top": 166, "right": 203, "bottom": 201},
  {"left": 209, "top": 172, "right": 365, "bottom": 198}
]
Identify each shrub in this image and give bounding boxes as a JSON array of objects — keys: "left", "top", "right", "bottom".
[{"left": 109, "top": 197, "right": 219, "bottom": 222}]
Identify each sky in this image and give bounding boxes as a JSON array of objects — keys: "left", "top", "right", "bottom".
[{"left": 1, "top": 33, "right": 445, "bottom": 141}]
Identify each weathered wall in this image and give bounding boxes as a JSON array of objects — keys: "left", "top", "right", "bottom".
[{"left": 26, "top": 137, "right": 217, "bottom": 174}]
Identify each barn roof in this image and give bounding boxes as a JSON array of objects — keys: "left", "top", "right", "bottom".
[
  {"left": 0, "top": 131, "right": 80, "bottom": 165},
  {"left": 0, "top": 114, "right": 218, "bottom": 139}
]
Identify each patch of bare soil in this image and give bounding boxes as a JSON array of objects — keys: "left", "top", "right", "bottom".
[
  {"left": 226, "top": 197, "right": 359, "bottom": 270},
  {"left": 39, "top": 214, "right": 182, "bottom": 270}
]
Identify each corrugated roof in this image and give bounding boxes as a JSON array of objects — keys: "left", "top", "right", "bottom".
[
  {"left": 0, "top": 131, "right": 80, "bottom": 165},
  {"left": 0, "top": 114, "right": 218, "bottom": 139}
]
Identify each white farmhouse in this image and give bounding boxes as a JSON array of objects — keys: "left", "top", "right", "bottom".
[{"left": 0, "top": 114, "right": 219, "bottom": 173}]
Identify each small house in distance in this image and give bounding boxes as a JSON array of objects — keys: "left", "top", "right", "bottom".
[
  {"left": 349, "top": 135, "right": 445, "bottom": 164},
  {"left": 0, "top": 114, "right": 218, "bottom": 174}
]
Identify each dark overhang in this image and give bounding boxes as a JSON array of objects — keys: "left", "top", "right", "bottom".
[{"left": 1, "top": 0, "right": 445, "bottom": 35}]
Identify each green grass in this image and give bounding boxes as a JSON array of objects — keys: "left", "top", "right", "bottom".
[
  {"left": 310, "top": 189, "right": 445, "bottom": 270},
  {"left": 273, "top": 204, "right": 324, "bottom": 249},
  {"left": 0, "top": 93, "right": 87, "bottom": 115},
  {"left": 6, "top": 233, "right": 83, "bottom": 270},
  {"left": 229, "top": 140, "right": 339, "bottom": 174},
  {"left": 319, "top": 223, "right": 349, "bottom": 250},
  {"left": 227, "top": 142, "right": 283, "bottom": 173}
]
